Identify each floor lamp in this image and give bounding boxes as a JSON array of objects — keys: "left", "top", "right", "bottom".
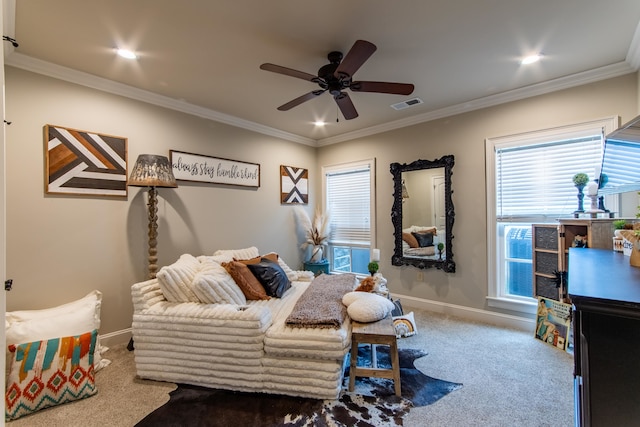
[{"left": 128, "top": 154, "right": 177, "bottom": 279}]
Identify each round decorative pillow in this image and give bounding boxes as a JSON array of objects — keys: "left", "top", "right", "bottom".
[
  {"left": 343, "top": 292, "right": 395, "bottom": 323},
  {"left": 392, "top": 311, "right": 417, "bottom": 338}
]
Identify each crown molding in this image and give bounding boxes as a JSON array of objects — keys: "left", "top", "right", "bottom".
[
  {"left": 5, "top": 52, "right": 317, "bottom": 147},
  {"left": 627, "top": 21, "right": 640, "bottom": 70},
  {"left": 316, "top": 61, "right": 636, "bottom": 146},
  {"left": 5, "top": 51, "right": 637, "bottom": 148}
]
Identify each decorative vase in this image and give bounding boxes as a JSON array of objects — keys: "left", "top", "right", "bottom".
[
  {"left": 575, "top": 184, "right": 585, "bottom": 213},
  {"left": 310, "top": 245, "right": 323, "bottom": 263}
]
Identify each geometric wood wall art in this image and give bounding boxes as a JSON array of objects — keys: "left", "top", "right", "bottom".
[
  {"left": 44, "top": 124, "right": 128, "bottom": 197},
  {"left": 280, "top": 165, "right": 308, "bottom": 204}
]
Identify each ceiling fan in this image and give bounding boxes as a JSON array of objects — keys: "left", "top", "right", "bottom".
[{"left": 260, "top": 40, "right": 415, "bottom": 120}]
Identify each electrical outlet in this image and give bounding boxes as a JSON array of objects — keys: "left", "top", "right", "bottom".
[{"left": 417, "top": 271, "right": 424, "bottom": 281}]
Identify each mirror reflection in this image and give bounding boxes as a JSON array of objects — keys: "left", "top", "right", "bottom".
[{"left": 391, "top": 156, "right": 455, "bottom": 272}]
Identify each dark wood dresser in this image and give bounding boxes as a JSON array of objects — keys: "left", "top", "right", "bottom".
[{"left": 568, "top": 248, "right": 640, "bottom": 427}]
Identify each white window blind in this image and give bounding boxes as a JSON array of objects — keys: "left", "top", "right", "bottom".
[
  {"left": 326, "top": 166, "right": 371, "bottom": 246},
  {"left": 496, "top": 135, "right": 603, "bottom": 218},
  {"left": 599, "top": 139, "right": 640, "bottom": 194}
]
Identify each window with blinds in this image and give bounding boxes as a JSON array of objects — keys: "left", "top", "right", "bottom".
[
  {"left": 486, "top": 117, "right": 618, "bottom": 313},
  {"left": 496, "top": 136, "right": 603, "bottom": 219},
  {"left": 599, "top": 139, "right": 640, "bottom": 194},
  {"left": 326, "top": 168, "right": 371, "bottom": 245},
  {"left": 323, "top": 159, "right": 375, "bottom": 274}
]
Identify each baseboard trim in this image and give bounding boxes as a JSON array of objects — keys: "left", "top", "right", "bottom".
[
  {"left": 100, "top": 327, "right": 132, "bottom": 348},
  {"left": 100, "top": 298, "right": 534, "bottom": 345},
  {"left": 393, "top": 294, "right": 536, "bottom": 332}
]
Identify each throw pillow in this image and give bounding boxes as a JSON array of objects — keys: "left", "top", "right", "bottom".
[
  {"left": 235, "top": 252, "right": 279, "bottom": 265},
  {"left": 247, "top": 258, "right": 291, "bottom": 298},
  {"left": 222, "top": 261, "right": 270, "bottom": 300},
  {"left": 5, "top": 330, "right": 98, "bottom": 421},
  {"left": 213, "top": 246, "right": 260, "bottom": 260},
  {"left": 156, "top": 254, "right": 201, "bottom": 303},
  {"left": 5, "top": 290, "right": 107, "bottom": 373},
  {"left": 192, "top": 262, "right": 247, "bottom": 305},
  {"left": 235, "top": 252, "right": 302, "bottom": 281},
  {"left": 402, "top": 232, "right": 420, "bottom": 248},
  {"left": 342, "top": 292, "right": 395, "bottom": 323},
  {"left": 412, "top": 231, "right": 435, "bottom": 247},
  {"left": 393, "top": 311, "right": 418, "bottom": 338},
  {"left": 391, "top": 299, "right": 404, "bottom": 317}
]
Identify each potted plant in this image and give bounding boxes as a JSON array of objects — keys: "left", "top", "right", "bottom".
[
  {"left": 572, "top": 173, "right": 589, "bottom": 188},
  {"left": 572, "top": 173, "right": 590, "bottom": 212},
  {"left": 367, "top": 261, "right": 379, "bottom": 276},
  {"left": 437, "top": 242, "right": 445, "bottom": 260},
  {"left": 295, "top": 208, "right": 331, "bottom": 263},
  {"left": 613, "top": 220, "right": 627, "bottom": 238}
]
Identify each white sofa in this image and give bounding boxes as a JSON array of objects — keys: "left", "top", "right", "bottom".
[{"left": 131, "top": 247, "right": 354, "bottom": 399}]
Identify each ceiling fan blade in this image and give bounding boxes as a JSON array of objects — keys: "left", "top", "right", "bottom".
[
  {"left": 350, "top": 81, "right": 415, "bottom": 95},
  {"left": 334, "top": 40, "right": 377, "bottom": 79},
  {"left": 277, "top": 90, "right": 326, "bottom": 111},
  {"left": 260, "top": 63, "right": 318, "bottom": 82},
  {"left": 334, "top": 92, "right": 358, "bottom": 120}
]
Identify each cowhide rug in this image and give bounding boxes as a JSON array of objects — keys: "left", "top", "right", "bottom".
[{"left": 135, "top": 347, "right": 462, "bottom": 427}]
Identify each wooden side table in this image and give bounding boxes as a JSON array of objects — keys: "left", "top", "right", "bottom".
[{"left": 349, "top": 315, "right": 401, "bottom": 396}]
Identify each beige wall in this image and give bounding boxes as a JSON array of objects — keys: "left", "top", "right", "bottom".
[
  {"left": 5, "top": 67, "right": 316, "bottom": 338},
  {"left": 318, "top": 72, "right": 639, "bottom": 316},
  {"left": 4, "top": 65, "right": 638, "bottom": 342}
]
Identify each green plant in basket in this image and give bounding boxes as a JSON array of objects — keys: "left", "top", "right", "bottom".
[{"left": 367, "top": 261, "right": 379, "bottom": 276}]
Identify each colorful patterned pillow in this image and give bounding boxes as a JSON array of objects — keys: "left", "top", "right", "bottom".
[
  {"left": 5, "top": 330, "right": 98, "bottom": 421},
  {"left": 5, "top": 291, "right": 107, "bottom": 373},
  {"left": 393, "top": 311, "right": 417, "bottom": 338}
]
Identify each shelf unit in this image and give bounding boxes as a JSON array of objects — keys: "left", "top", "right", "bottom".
[{"left": 532, "top": 218, "right": 620, "bottom": 301}]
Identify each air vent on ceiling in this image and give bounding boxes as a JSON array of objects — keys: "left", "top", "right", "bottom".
[{"left": 391, "top": 97, "right": 424, "bottom": 111}]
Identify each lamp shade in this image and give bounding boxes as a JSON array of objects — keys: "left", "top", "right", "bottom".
[{"left": 128, "top": 154, "right": 177, "bottom": 188}]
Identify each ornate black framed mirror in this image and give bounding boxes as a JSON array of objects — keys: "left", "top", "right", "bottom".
[{"left": 390, "top": 155, "right": 455, "bottom": 272}]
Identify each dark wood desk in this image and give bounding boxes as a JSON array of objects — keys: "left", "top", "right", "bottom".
[{"left": 568, "top": 248, "right": 640, "bottom": 427}]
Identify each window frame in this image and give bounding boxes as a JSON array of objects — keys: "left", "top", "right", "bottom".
[
  {"left": 322, "top": 158, "right": 376, "bottom": 275},
  {"left": 485, "top": 117, "right": 618, "bottom": 314}
]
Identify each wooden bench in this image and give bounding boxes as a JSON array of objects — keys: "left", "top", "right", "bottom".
[{"left": 348, "top": 315, "right": 401, "bottom": 396}]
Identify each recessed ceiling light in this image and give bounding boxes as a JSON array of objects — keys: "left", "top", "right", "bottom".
[
  {"left": 521, "top": 54, "right": 543, "bottom": 65},
  {"left": 314, "top": 121, "right": 326, "bottom": 127},
  {"left": 116, "top": 48, "right": 137, "bottom": 59}
]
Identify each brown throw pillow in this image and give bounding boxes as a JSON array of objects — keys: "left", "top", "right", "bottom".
[
  {"left": 235, "top": 252, "right": 279, "bottom": 265},
  {"left": 402, "top": 232, "right": 419, "bottom": 248},
  {"left": 222, "top": 261, "right": 270, "bottom": 300}
]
